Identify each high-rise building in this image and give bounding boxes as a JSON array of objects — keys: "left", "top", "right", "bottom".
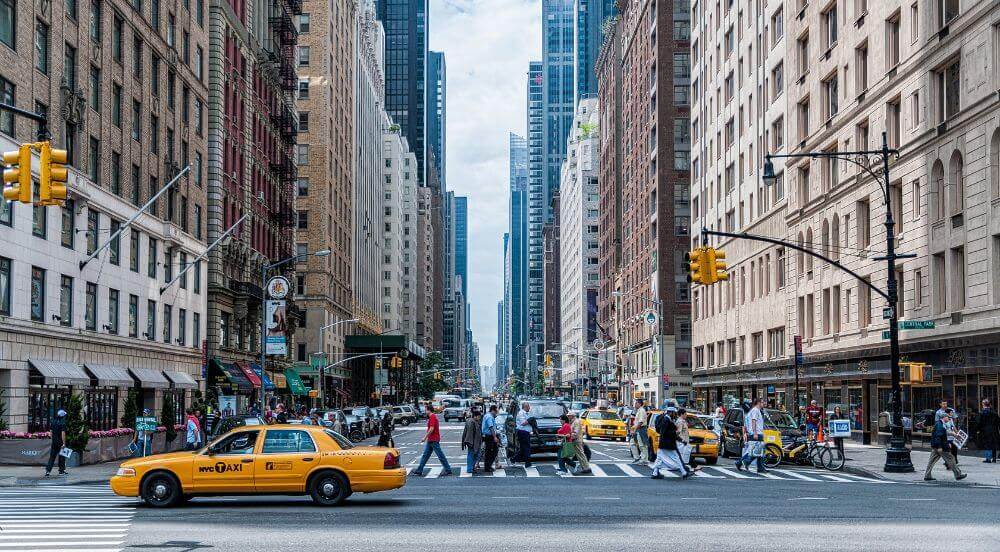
[
  {"left": 381, "top": 128, "right": 416, "bottom": 335},
  {"left": 415, "top": 186, "right": 437, "bottom": 350},
  {"left": 0, "top": 0, "right": 209, "bottom": 431},
  {"left": 353, "top": 10, "right": 389, "bottom": 337},
  {"left": 597, "top": 0, "right": 691, "bottom": 406},
  {"left": 525, "top": 61, "right": 545, "bottom": 375},
  {"left": 427, "top": 51, "right": 446, "bottom": 190},
  {"left": 690, "top": 0, "right": 1000, "bottom": 428},
  {"left": 574, "top": 0, "right": 617, "bottom": 101},
  {"left": 375, "top": 0, "right": 428, "bottom": 182},
  {"left": 454, "top": 196, "right": 468, "bottom": 298},
  {"left": 542, "top": 192, "right": 562, "bottom": 392},
  {"left": 207, "top": 0, "right": 300, "bottom": 404},
  {"left": 508, "top": 133, "right": 529, "bottom": 383},
  {"left": 294, "top": 0, "right": 361, "bottom": 407},
  {"left": 560, "top": 98, "right": 601, "bottom": 395}
]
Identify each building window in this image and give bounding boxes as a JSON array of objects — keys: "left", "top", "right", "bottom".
[
  {"left": 296, "top": 144, "right": 308, "bottom": 164},
  {"left": 797, "top": 97, "right": 809, "bottom": 141},
  {"left": 298, "top": 79, "right": 309, "bottom": 99},
  {"left": 30, "top": 266, "right": 45, "bottom": 321},
  {"left": 178, "top": 308, "right": 186, "bottom": 346},
  {"left": 938, "top": 0, "right": 959, "bottom": 28},
  {"left": 32, "top": 199, "right": 47, "bottom": 239},
  {"left": 35, "top": 21, "right": 49, "bottom": 74},
  {"left": 58, "top": 275, "right": 72, "bottom": 326},
  {"left": 797, "top": 33, "right": 809, "bottom": 77},
  {"left": 855, "top": 43, "right": 868, "bottom": 93},
  {"left": 297, "top": 178, "right": 309, "bottom": 197},
  {"left": 58, "top": 199, "right": 74, "bottom": 249},
  {"left": 298, "top": 45, "right": 310, "bottom": 66},
  {"left": 148, "top": 237, "right": 157, "bottom": 278},
  {"left": 107, "top": 288, "right": 119, "bottom": 334},
  {"left": 822, "top": 74, "right": 838, "bottom": 119},
  {"left": 131, "top": 99, "right": 141, "bottom": 141},
  {"left": 193, "top": 260, "right": 201, "bottom": 294},
  {"left": 162, "top": 304, "right": 172, "bottom": 343},
  {"left": 297, "top": 211, "right": 308, "bottom": 230},
  {"left": 886, "top": 99, "right": 901, "bottom": 148},
  {"left": 771, "top": 7, "right": 783, "bottom": 43},
  {"left": 950, "top": 246, "right": 965, "bottom": 311},
  {"left": 298, "top": 111, "right": 309, "bottom": 132},
  {"left": 108, "top": 219, "right": 120, "bottom": 265},
  {"left": 129, "top": 229, "right": 140, "bottom": 272},
  {"left": 193, "top": 312, "right": 200, "bottom": 346},
  {"left": 127, "top": 294, "right": 138, "bottom": 337},
  {"left": 886, "top": 12, "right": 900, "bottom": 68},
  {"left": 0, "top": 77, "right": 13, "bottom": 136},
  {"left": 768, "top": 327, "right": 785, "bottom": 358},
  {"left": 822, "top": 3, "right": 838, "bottom": 50},
  {"left": 298, "top": 13, "right": 310, "bottom": 32},
  {"left": 0, "top": 257, "right": 10, "bottom": 316},
  {"left": 85, "top": 282, "right": 97, "bottom": 330},
  {"left": 752, "top": 332, "right": 764, "bottom": 361},
  {"left": 145, "top": 299, "right": 155, "bottom": 340},
  {"left": 935, "top": 58, "right": 961, "bottom": 123},
  {"left": 0, "top": 0, "right": 14, "bottom": 50}
]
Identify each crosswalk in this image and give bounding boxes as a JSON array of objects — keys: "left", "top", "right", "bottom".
[
  {"left": 0, "top": 485, "right": 137, "bottom": 552},
  {"left": 405, "top": 463, "right": 892, "bottom": 483}
]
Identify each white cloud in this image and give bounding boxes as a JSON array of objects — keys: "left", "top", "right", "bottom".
[{"left": 430, "top": 0, "right": 540, "bottom": 367}]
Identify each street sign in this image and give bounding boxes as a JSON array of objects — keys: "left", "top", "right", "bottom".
[
  {"left": 644, "top": 310, "right": 658, "bottom": 326},
  {"left": 135, "top": 417, "right": 157, "bottom": 432},
  {"left": 374, "top": 368, "right": 388, "bottom": 386},
  {"left": 900, "top": 320, "right": 935, "bottom": 330},
  {"left": 793, "top": 335, "right": 804, "bottom": 366},
  {"left": 883, "top": 307, "right": 894, "bottom": 320}
]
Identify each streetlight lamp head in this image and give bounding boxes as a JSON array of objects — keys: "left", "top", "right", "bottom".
[
  {"left": 314, "top": 249, "right": 332, "bottom": 257},
  {"left": 763, "top": 157, "right": 776, "bottom": 185}
]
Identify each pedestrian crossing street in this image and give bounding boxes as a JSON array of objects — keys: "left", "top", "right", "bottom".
[
  {"left": 404, "top": 463, "right": 893, "bottom": 483},
  {"left": 0, "top": 485, "right": 136, "bottom": 552}
]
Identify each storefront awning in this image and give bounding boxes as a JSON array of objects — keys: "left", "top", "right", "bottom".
[
  {"left": 250, "top": 364, "right": 276, "bottom": 391},
  {"left": 128, "top": 367, "right": 171, "bottom": 389},
  {"left": 83, "top": 364, "right": 134, "bottom": 388},
  {"left": 163, "top": 370, "right": 198, "bottom": 389},
  {"left": 29, "top": 359, "right": 90, "bottom": 386},
  {"left": 208, "top": 359, "right": 253, "bottom": 394},
  {"left": 284, "top": 368, "right": 308, "bottom": 396},
  {"left": 235, "top": 361, "right": 262, "bottom": 388}
]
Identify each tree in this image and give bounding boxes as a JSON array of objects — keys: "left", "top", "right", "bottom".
[
  {"left": 418, "top": 352, "right": 449, "bottom": 399},
  {"left": 64, "top": 393, "right": 90, "bottom": 453},
  {"left": 161, "top": 393, "right": 178, "bottom": 443},
  {"left": 120, "top": 388, "right": 139, "bottom": 429}
]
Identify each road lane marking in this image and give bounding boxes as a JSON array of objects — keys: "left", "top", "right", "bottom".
[
  {"left": 524, "top": 466, "right": 540, "bottom": 477},
  {"left": 0, "top": 541, "right": 124, "bottom": 548},
  {"left": 770, "top": 469, "right": 823, "bottom": 482},
  {"left": 492, "top": 468, "right": 506, "bottom": 477},
  {"left": 491, "top": 496, "right": 529, "bottom": 499},
  {"left": 814, "top": 473, "right": 856, "bottom": 483},
  {"left": 889, "top": 498, "right": 936, "bottom": 501},
  {"left": 586, "top": 497, "right": 621, "bottom": 500},
  {"left": 789, "top": 497, "right": 829, "bottom": 500},
  {"left": 588, "top": 464, "right": 609, "bottom": 477},
  {"left": 831, "top": 473, "right": 892, "bottom": 483},
  {"left": 705, "top": 466, "right": 752, "bottom": 479},
  {"left": 615, "top": 463, "right": 644, "bottom": 477},
  {"left": 459, "top": 467, "right": 473, "bottom": 477},
  {"left": 681, "top": 497, "right": 715, "bottom": 500},
  {"left": 692, "top": 468, "right": 724, "bottom": 478},
  {"left": 425, "top": 466, "right": 443, "bottom": 479}
]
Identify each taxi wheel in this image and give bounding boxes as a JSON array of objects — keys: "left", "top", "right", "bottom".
[
  {"left": 141, "top": 472, "right": 181, "bottom": 508},
  {"left": 310, "top": 471, "right": 350, "bottom": 506}
]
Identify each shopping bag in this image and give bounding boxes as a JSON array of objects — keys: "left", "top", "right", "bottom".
[
  {"left": 58, "top": 447, "right": 73, "bottom": 459},
  {"left": 559, "top": 441, "right": 576, "bottom": 459},
  {"left": 678, "top": 442, "right": 692, "bottom": 463}
]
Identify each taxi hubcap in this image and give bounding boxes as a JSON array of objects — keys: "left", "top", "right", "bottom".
[
  {"left": 322, "top": 481, "right": 337, "bottom": 497},
  {"left": 154, "top": 483, "right": 169, "bottom": 499}
]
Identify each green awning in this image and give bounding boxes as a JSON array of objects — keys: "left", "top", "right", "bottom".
[{"left": 284, "top": 368, "right": 308, "bottom": 396}]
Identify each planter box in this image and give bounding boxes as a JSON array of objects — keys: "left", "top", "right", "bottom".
[{"left": 1, "top": 433, "right": 186, "bottom": 466}]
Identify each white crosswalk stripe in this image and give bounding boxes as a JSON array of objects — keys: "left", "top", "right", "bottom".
[
  {"left": 403, "top": 462, "right": 891, "bottom": 484},
  {"left": 0, "top": 486, "right": 136, "bottom": 551}
]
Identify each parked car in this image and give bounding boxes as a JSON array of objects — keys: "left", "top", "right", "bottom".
[{"left": 390, "top": 406, "right": 417, "bottom": 426}]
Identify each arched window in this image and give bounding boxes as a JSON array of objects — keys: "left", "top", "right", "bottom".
[
  {"left": 990, "top": 129, "right": 1000, "bottom": 199},
  {"left": 821, "top": 219, "right": 831, "bottom": 257},
  {"left": 931, "top": 159, "right": 945, "bottom": 221},
  {"left": 831, "top": 214, "right": 841, "bottom": 261},
  {"left": 805, "top": 227, "right": 814, "bottom": 274},
  {"left": 949, "top": 150, "right": 964, "bottom": 215}
]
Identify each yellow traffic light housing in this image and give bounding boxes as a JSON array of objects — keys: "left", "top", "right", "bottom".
[
  {"left": 686, "top": 247, "right": 707, "bottom": 284},
  {"left": 2, "top": 144, "right": 32, "bottom": 204},
  {"left": 707, "top": 248, "right": 729, "bottom": 283},
  {"left": 39, "top": 142, "right": 68, "bottom": 206},
  {"left": 543, "top": 370, "right": 550, "bottom": 378},
  {"left": 544, "top": 353, "right": 553, "bottom": 367}
]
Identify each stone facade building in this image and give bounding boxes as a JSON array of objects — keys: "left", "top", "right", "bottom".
[
  {"left": 690, "top": 0, "right": 1000, "bottom": 446},
  {"left": 0, "top": 0, "right": 209, "bottom": 431}
]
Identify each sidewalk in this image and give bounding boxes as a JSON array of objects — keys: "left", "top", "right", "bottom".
[
  {"left": 841, "top": 442, "right": 1000, "bottom": 487},
  {"left": 0, "top": 460, "right": 120, "bottom": 487}
]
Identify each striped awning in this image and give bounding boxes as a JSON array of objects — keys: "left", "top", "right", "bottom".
[
  {"left": 29, "top": 359, "right": 90, "bottom": 386},
  {"left": 128, "top": 367, "right": 171, "bottom": 389},
  {"left": 163, "top": 370, "right": 198, "bottom": 389},
  {"left": 83, "top": 364, "right": 134, "bottom": 387}
]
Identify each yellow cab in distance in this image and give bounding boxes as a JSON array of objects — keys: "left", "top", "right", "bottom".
[
  {"left": 580, "top": 409, "right": 628, "bottom": 441},
  {"left": 110, "top": 424, "right": 405, "bottom": 507},
  {"left": 645, "top": 411, "right": 720, "bottom": 465}
]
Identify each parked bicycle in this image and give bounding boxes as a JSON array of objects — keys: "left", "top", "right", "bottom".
[{"left": 763, "top": 431, "right": 845, "bottom": 470}]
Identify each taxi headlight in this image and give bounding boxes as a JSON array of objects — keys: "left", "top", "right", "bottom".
[
  {"left": 116, "top": 467, "right": 136, "bottom": 477},
  {"left": 705, "top": 438, "right": 719, "bottom": 444}
]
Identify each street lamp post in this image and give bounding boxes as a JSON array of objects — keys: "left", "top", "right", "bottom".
[
  {"left": 258, "top": 249, "right": 331, "bottom": 416},
  {"left": 317, "top": 318, "right": 359, "bottom": 408},
  {"left": 613, "top": 291, "right": 665, "bottom": 406},
  {"left": 763, "top": 132, "right": 913, "bottom": 473}
]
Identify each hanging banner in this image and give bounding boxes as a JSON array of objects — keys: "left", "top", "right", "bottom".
[{"left": 265, "top": 300, "right": 288, "bottom": 355}]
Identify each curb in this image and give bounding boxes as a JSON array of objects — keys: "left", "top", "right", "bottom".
[
  {"left": 0, "top": 476, "right": 112, "bottom": 488},
  {"left": 840, "top": 463, "right": 887, "bottom": 480}
]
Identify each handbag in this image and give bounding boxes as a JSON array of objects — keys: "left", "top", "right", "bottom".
[
  {"left": 559, "top": 440, "right": 576, "bottom": 459},
  {"left": 58, "top": 446, "right": 73, "bottom": 459}
]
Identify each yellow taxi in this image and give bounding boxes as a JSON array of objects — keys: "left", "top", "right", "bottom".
[
  {"left": 646, "top": 411, "right": 720, "bottom": 465},
  {"left": 580, "top": 409, "right": 627, "bottom": 441},
  {"left": 110, "top": 424, "right": 405, "bottom": 507}
]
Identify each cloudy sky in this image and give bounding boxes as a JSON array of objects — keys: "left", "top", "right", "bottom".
[{"left": 429, "top": 0, "right": 541, "bottom": 367}]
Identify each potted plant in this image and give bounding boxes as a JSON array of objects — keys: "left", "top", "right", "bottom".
[
  {"left": 64, "top": 393, "right": 90, "bottom": 467},
  {"left": 161, "top": 394, "right": 178, "bottom": 447}
]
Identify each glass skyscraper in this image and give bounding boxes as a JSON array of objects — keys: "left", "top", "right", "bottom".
[
  {"left": 376, "top": 0, "right": 429, "bottom": 182},
  {"left": 574, "top": 0, "right": 617, "bottom": 101},
  {"left": 508, "top": 133, "right": 529, "bottom": 381},
  {"left": 427, "top": 51, "right": 446, "bottom": 189},
  {"left": 526, "top": 60, "right": 546, "bottom": 373}
]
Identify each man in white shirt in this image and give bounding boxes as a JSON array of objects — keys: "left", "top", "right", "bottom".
[
  {"left": 736, "top": 398, "right": 768, "bottom": 473},
  {"left": 631, "top": 399, "right": 649, "bottom": 464},
  {"left": 514, "top": 402, "right": 534, "bottom": 468}
]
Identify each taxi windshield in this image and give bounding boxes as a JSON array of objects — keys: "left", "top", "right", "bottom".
[
  {"left": 587, "top": 411, "right": 620, "bottom": 421},
  {"left": 765, "top": 410, "right": 798, "bottom": 429},
  {"left": 685, "top": 416, "right": 708, "bottom": 430}
]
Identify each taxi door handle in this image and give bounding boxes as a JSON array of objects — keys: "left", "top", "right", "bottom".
[
  {"left": 241, "top": 458, "right": 253, "bottom": 463},
  {"left": 302, "top": 457, "right": 314, "bottom": 462}
]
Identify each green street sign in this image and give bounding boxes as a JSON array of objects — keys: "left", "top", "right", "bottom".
[
  {"left": 900, "top": 320, "right": 935, "bottom": 330},
  {"left": 882, "top": 331, "right": 890, "bottom": 340},
  {"left": 135, "top": 417, "right": 157, "bottom": 432}
]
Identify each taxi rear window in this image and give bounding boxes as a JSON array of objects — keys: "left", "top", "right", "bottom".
[
  {"left": 323, "top": 430, "right": 355, "bottom": 450},
  {"left": 262, "top": 430, "right": 317, "bottom": 454}
]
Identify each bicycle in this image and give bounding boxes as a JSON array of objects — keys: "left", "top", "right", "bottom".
[{"left": 762, "top": 434, "right": 844, "bottom": 470}]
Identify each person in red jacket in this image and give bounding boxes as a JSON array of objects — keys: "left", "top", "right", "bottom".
[{"left": 804, "top": 400, "right": 824, "bottom": 438}]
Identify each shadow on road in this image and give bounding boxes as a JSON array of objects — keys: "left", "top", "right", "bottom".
[{"left": 130, "top": 541, "right": 214, "bottom": 551}]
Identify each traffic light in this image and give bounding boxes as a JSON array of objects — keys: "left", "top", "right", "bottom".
[
  {"left": 686, "top": 247, "right": 707, "bottom": 284},
  {"left": 901, "top": 362, "right": 931, "bottom": 383},
  {"left": 2, "top": 144, "right": 32, "bottom": 204},
  {"left": 544, "top": 353, "right": 553, "bottom": 367},
  {"left": 707, "top": 247, "right": 729, "bottom": 283},
  {"left": 39, "top": 142, "right": 68, "bottom": 206},
  {"left": 543, "top": 370, "right": 550, "bottom": 378}
]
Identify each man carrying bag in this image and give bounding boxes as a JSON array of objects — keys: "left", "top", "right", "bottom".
[{"left": 45, "top": 409, "right": 69, "bottom": 477}]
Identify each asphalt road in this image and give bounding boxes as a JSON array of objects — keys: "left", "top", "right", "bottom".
[{"left": 9, "top": 420, "right": 998, "bottom": 552}]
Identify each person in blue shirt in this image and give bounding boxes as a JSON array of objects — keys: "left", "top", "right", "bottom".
[{"left": 480, "top": 405, "right": 499, "bottom": 474}]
